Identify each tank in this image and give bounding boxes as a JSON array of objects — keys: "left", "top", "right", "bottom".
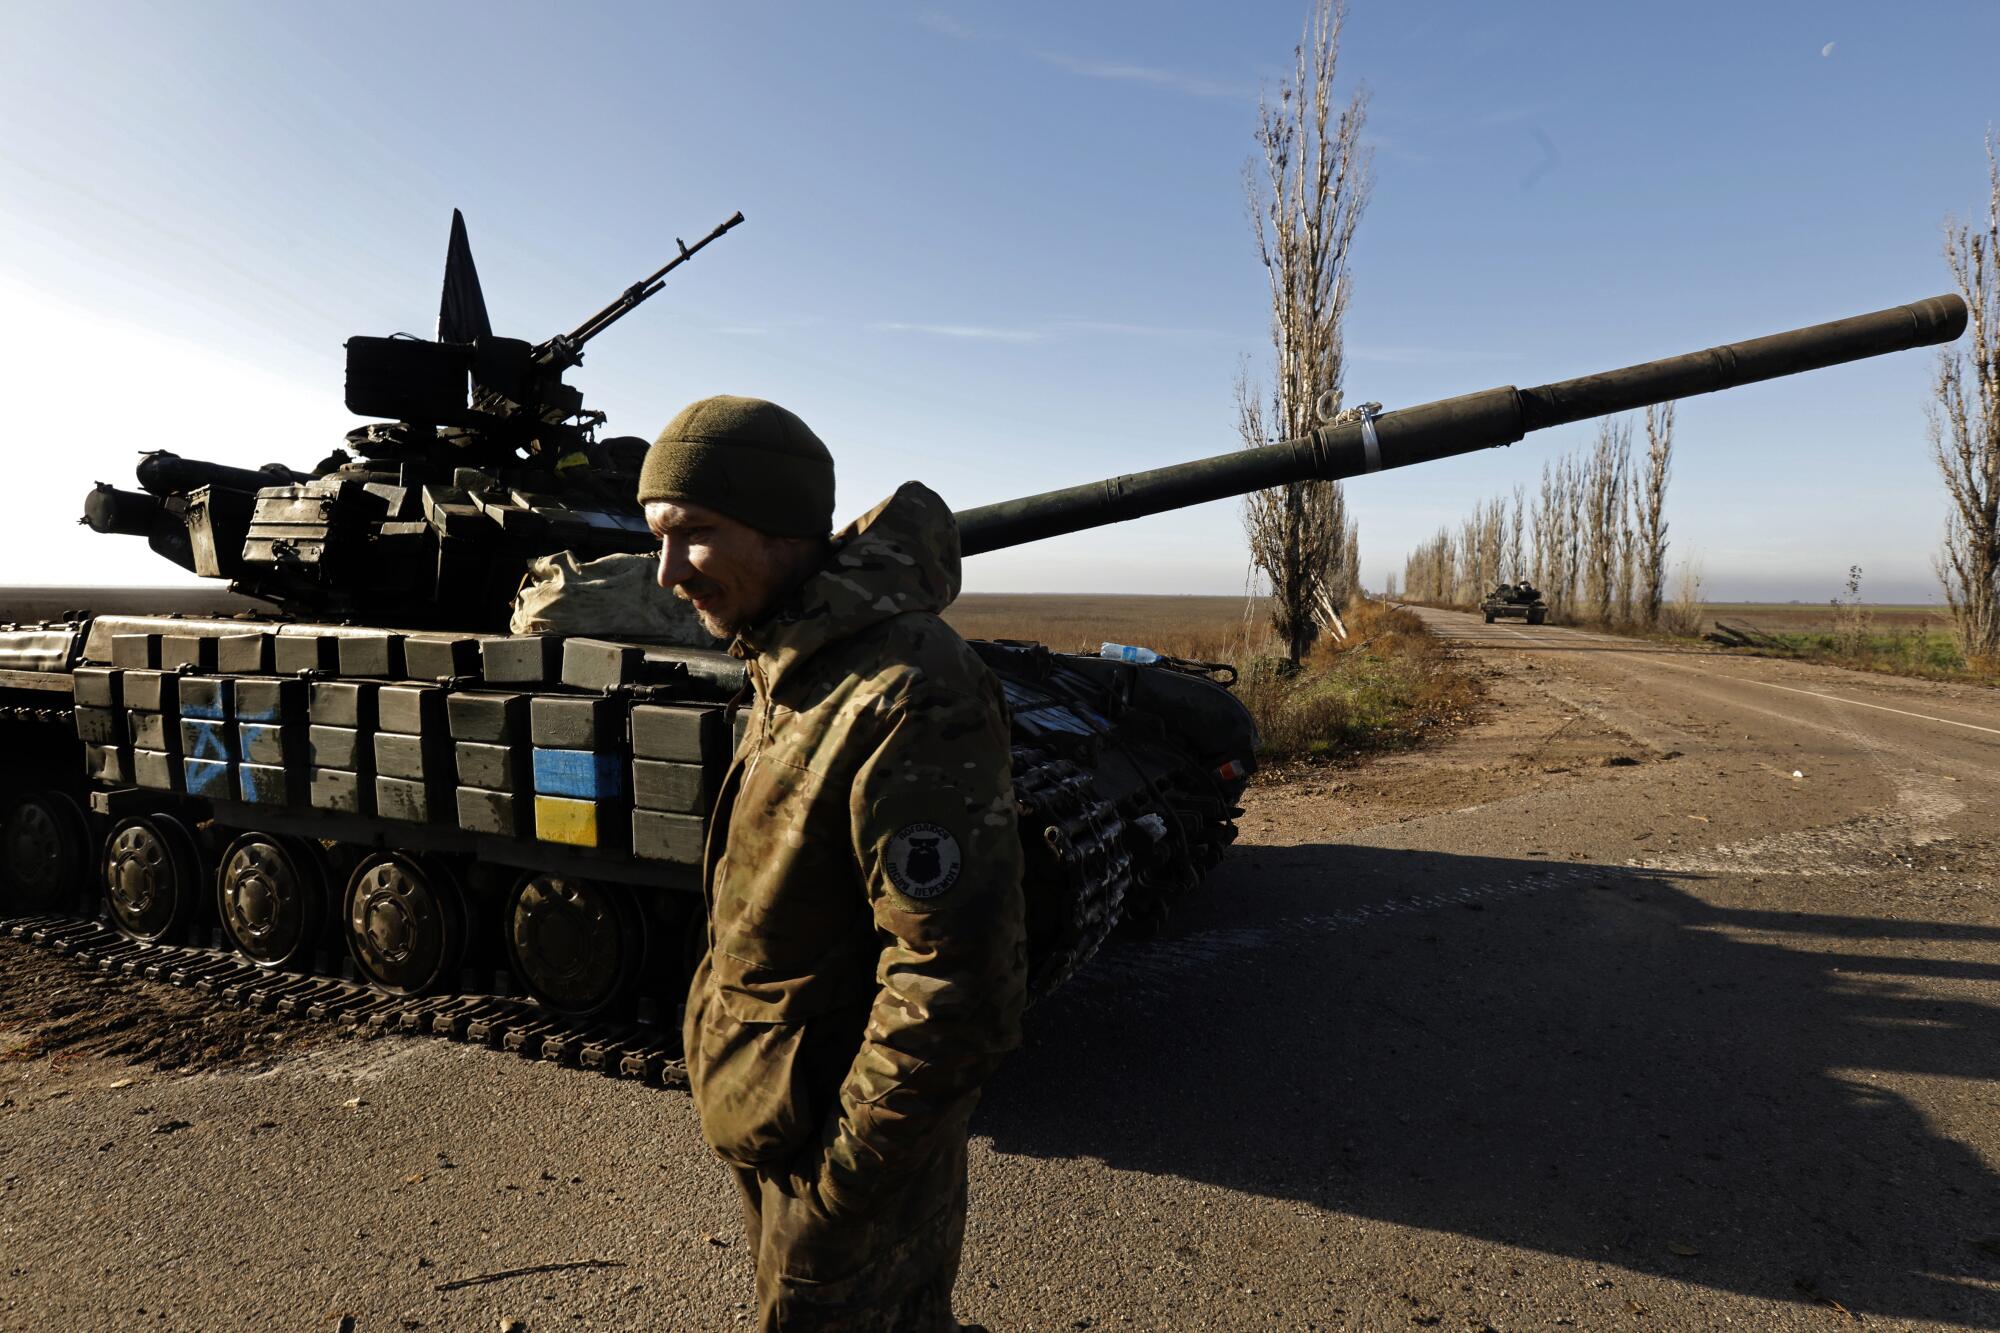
[
  {"left": 1481, "top": 583, "right": 1547, "bottom": 624},
  {"left": 0, "top": 210, "right": 1968, "bottom": 1077}
]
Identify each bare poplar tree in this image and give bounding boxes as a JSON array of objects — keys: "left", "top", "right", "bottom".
[
  {"left": 1615, "top": 486, "right": 1638, "bottom": 625},
  {"left": 1336, "top": 527, "right": 1361, "bottom": 605},
  {"left": 1482, "top": 499, "right": 1507, "bottom": 594},
  {"left": 1532, "top": 461, "right": 1559, "bottom": 596},
  {"left": 1238, "top": 0, "right": 1371, "bottom": 662},
  {"left": 1557, "top": 454, "right": 1585, "bottom": 622},
  {"left": 1636, "top": 401, "right": 1674, "bottom": 627},
  {"left": 1507, "top": 486, "right": 1527, "bottom": 582},
  {"left": 1416, "top": 528, "right": 1453, "bottom": 604},
  {"left": 1582, "top": 418, "right": 1632, "bottom": 625},
  {"left": 1456, "top": 517, "right": 1479, "bottom": 605},
  {"left": 1933, "top": 133, "right": 2000, "bottom": 670},
  {"left": 1404, "top": 530, "right": 1452, "bottom": 603}
]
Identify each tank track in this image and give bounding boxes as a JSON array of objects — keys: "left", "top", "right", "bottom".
[
  {"left": 1014, "top": 744, "right": 1134, "bottom": 998},
  {"left": 0, "top": 912, "right": 687, "bottom": 1087}
]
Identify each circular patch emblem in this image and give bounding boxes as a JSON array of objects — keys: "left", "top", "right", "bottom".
[{"left": 886, "top": 823, "right": 962, "bottom": 900}]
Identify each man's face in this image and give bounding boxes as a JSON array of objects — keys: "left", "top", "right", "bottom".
[{"left": 647, "top": 499, "right": 804, "bottom": 639}]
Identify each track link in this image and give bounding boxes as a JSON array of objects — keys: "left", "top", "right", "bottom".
[{"left": 0, "top": 913, "right": 687, "bottom": 1089}]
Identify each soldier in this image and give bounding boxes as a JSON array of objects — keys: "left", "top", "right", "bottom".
[{"left": 638, "top": 395, "right": 1027, "bottom": 1332}]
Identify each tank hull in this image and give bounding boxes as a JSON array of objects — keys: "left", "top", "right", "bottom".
[{"left": 0, "top": 612, "right": 1250, "bottom": 1050}]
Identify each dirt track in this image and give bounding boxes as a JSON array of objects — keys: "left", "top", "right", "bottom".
[{"left": 3, "top": 609, "right": 1998, "bottom": 1330}]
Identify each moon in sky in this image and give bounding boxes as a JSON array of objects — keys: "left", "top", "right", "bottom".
[{"left": 1821, "top": 41, "right": 1836, "bottom": 56}]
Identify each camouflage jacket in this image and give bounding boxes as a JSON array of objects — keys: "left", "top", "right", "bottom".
[{"left": 684, "top": 482, "right": 1027, "bottom": 1214}]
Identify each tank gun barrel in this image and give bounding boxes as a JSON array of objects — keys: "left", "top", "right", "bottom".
[
  {"left": 534, "top": 210, "right": 746, "bottom": 369},
  {"left": 954, "top": 293, "right": 1967, "bottom": 557}
]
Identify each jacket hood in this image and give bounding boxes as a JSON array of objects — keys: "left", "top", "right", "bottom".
[{"left": 735, "top": 481, "right": 962, "bottom": 686}]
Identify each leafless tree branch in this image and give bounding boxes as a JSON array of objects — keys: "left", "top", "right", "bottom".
[{"left": 1240, "top": 0, "right": 1372, "bottom": 662}]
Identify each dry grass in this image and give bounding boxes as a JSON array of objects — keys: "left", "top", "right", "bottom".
[
  {"left": 946, "top": 593, "right": 1479, "bottom": 767},
  {"left": 1698, "top": 602, "right": 1949, "bottom": 636},
  {"left": 1239, "top": 599, "right": 1481, "bottom": 768},
  {"left": 1685, "top": 604, "right": 1989, "bottom": 684}
]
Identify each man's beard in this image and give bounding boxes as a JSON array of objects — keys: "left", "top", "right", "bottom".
[{"left": 674, "top": 581, "right": 737, "bottom": 640}]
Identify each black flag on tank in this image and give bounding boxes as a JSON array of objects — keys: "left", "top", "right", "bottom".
[{"left": 438, "top": 208, "right": 493, "bottom": 345}]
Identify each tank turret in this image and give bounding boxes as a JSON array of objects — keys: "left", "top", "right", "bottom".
[{"left": 81, "top": 209, "right": 744, "bottom": 629}]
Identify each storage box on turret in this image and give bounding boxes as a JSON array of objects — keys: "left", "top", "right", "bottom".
[
  {"left": 632, "top": 810, "right": 706, "bottom": 864},
  {"left": 372, "top": 684, "right": 451, "bottom": 823},
  {"left": 122, "top": 667, "right": 182, "bottom": 793},
  {"left": 629, "top": 703, "right": 724, "bottom": 765},
  {"left": 233, "top": 677, "right": 306, "bottom": 804},
  {"left": 531, "top": 746, "right": 628, "bottom": 851},
  {"left": 179, "top": 679, "right": 238, "bottom": 799},
  {"left": 404, "top": 634, "right": 481, "bottom": 681},
  {"left": 625, "top": 701, "right": 723, "bottom": 865},
  {"left": 75, "top": 664, "right": 134, "bottom": 787},
  {"left": 447, "top": 691, "right": 530, "bottom": 836},
  {"left": 216, "top": 631, "right": 274, "bottom": 675},
  {"left": 307, "top": 679, "right": 378, "bottom": 815}
]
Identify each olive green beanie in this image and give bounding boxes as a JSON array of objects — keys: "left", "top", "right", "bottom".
[{"left": 636, "top": 395, "right": 834, "bottom": 537}]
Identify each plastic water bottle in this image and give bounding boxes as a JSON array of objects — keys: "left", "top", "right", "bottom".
[{"left": 1100, "top": 642, "right": 1161, "bottom": 665}]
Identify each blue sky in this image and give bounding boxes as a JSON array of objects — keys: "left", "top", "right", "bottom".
[{"left": 1, "top": 1, "right": 1993, "bottom": 602}]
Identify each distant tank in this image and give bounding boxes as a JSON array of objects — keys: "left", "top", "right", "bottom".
[
  {"left": 0, "top": 211, "right": 1967, "bottom": 1055},
  {"left": 1482, "top": 582, "right": 1547, "bottom": 624}
]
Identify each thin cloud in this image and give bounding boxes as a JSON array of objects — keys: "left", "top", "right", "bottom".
[
  {"left": 872, "top": 321, "right": 1045, "bottom": 343},
  {"left": 870, "top": 317, "right": 1226, "bottom": 344},
  {"left": 1348, "top": 343, "right": 1526, "bottom": 366},
  {"left": 909, "top": 11, "right": 1244, "bottom": 102},
  {"left": 913, "top": 9, "right": 983, "bottom": 41},
  {"left": 1031, "top": 48, "right": 1250, "bottom": 101},
  {"left": 1049, "top": 318, "right": 1227, "bottom": 340}
]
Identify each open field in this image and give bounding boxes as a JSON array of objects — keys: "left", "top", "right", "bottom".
[
  {"left": 1699, "top": 601, "right": 1949, "bottom": 636},
  {"left": 1697, "top": 603, "right": 1982, "bottom": 680},
  {"left": 0, "top": 587, "right": 1278, "bottom": 658},
  {"left": 942, "top": 591, "right": 1273, "bottom": 661},
  {"left": 1, "top": 584, "right": 1949, "bottom": 651}
]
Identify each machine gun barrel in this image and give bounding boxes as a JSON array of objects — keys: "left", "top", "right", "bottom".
[
  {"left": 535, "top": 210, "right": 746, "bottom": 368},
  {"left": 954, "top": 293, "right": 1967, "bottom": 557}
]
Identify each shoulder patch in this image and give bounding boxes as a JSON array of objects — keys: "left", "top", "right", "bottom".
[{"left": 884, "top": 822, "right": 962, "bottom": 900}]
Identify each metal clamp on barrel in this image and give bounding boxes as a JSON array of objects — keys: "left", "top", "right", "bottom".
[{"left": 1358, "top": 404, "right": 1382, "bottom": 473}]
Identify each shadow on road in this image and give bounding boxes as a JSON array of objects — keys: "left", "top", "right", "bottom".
[{"left": 982, "top": 842, "right": 2000, "bottom": 1327}]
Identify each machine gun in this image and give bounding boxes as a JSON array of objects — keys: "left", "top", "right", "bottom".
[
  {"left": 83, "top": 210, "right": 746, "bottom": 627},
  {"left": 343, "top": 209, "right": 746, "bottom": 468},
  {"left": 531, "top": 211, "right": 746, "bottom": 373}
]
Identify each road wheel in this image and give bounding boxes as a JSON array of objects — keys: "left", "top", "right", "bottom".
[
  {"left": 101, "top": 814, "right": 200, "bottom": 943},
  {"left": 217, "top": 833, "right": 326, "bottom": 970},
  {"left": 504, "top": 874, "right": 643, "bottom": 1018},
  {"left": 343, "top": 853, "right": 466, "bottom": 995},
  {"left": 2, "top": 792, "right": 89, "bottom": 914},
  {"left": 1484, "top": 611, "right": 1495, "bottom": 623},
  {"left": 1528, "top": 608, "right": 1546, "bottom": 625}
]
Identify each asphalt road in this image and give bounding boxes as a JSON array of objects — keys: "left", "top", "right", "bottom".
[{"left": 4, "top": 610, "right": 1999, "bottom": 1331}]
